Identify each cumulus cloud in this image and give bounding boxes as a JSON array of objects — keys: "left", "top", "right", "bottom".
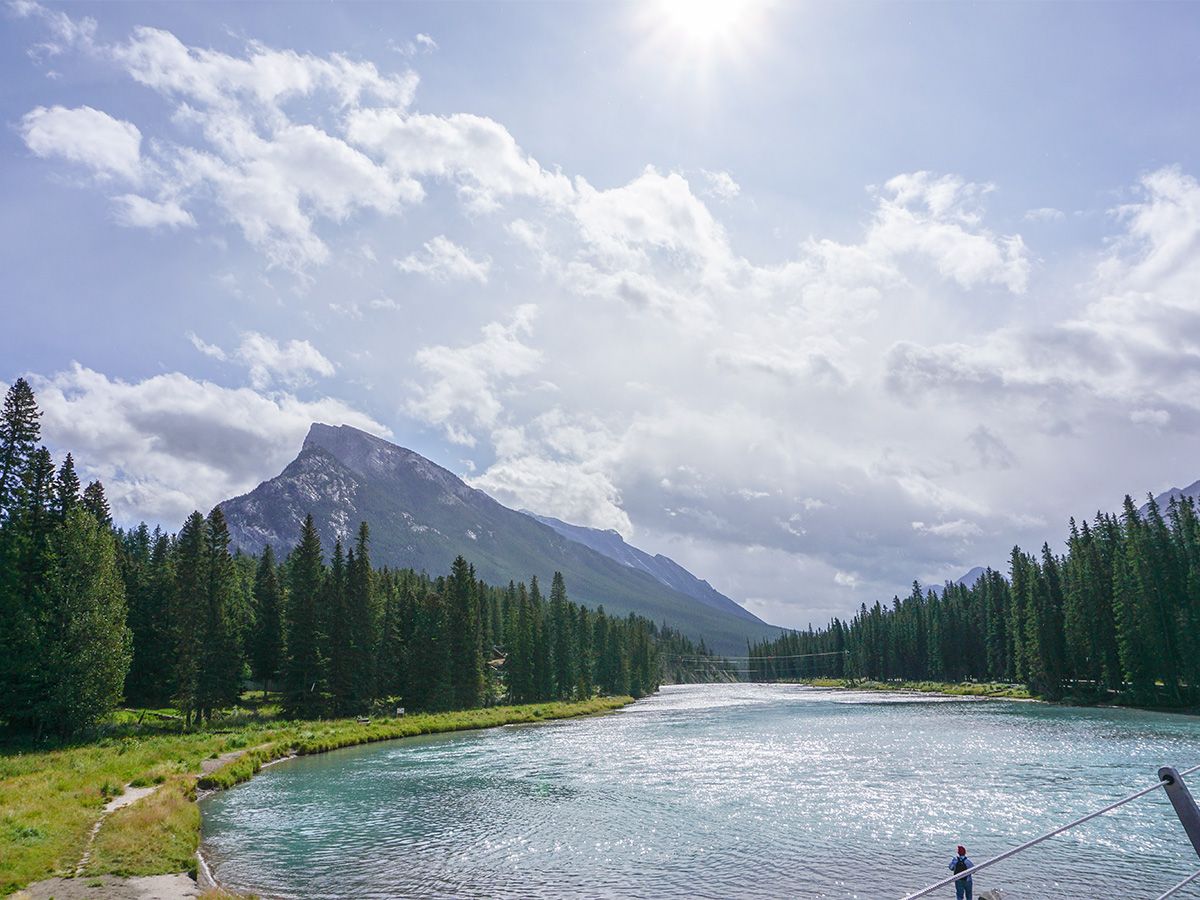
[
  {"left": 28, "top": 363, "right": 388, "bottom": 525},
  {"left": 869, "top": 172, "right": 1029, "bottom": 292},
  {"left": 912, "top": 519, "right": 983, "bottom": 539},
  {"left": 113, "top": 194, "right": 194, "bottom": 228},
  {"left": 20, "top": 105, "right": 142, "bottom": 180},
  {"left": 700, "top": 169, "right": 740, "bottom": 201},
  {"left": 189, "top": 331, "right": 336, "bottom": 388},
  {"left": 407, "top": 305, "right": 542, "bottom": 444},
  {"left": 396, "top": 235, "right": 491, "bottom": 283}
]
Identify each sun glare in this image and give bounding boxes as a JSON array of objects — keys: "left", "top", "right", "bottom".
[
  {"left": 659, "top": 0, "right": 749, "bottom": 46},
  {"left": 635, "top": 0, "right": 771, "bottom": 82}
]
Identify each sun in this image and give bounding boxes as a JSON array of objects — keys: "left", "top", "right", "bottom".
[
  {"left": 634, "top": 0, "right": 771, "bottom": 83},
  {"left": 658, "top": 0, "right": 752, "bottom": 47}
]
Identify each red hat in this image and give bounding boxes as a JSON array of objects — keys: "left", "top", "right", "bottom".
[{"left": 957, "top": 846, "right": 966, "bottom": 855}]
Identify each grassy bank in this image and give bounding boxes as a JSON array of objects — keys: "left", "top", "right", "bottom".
[
  {"left": 793, "top": 678, "right": 1034, "bottom": 699},
  {"left": 0, "top": 696, "right": 633, "bottom": 895}
]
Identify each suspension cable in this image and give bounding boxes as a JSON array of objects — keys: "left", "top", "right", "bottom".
[
  {"left": 1156, "top": 867, "right": 1200, "bottom": 900},
  {"left": 900, "top": 763, "right": 1200, "bottom": 900}
]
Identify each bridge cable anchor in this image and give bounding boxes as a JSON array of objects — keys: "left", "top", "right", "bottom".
[{"left": 1159, "top": 766, "right": 1200, "bottom": 860}]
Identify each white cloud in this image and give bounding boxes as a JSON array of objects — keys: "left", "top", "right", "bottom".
[
  {"left": 472, "top": 453, "right": 632, "bottom": 535},
  {"left": 28, "top": 363, "right": 388, "bottom": 525},
  {"left": 20, "top": 105, "right": 142, "bottom": 180},
  {"left": 912, "top": 519, "right": 983, "bottom": 539},
  {"left": 345, "top": 108, "right": 572, "bottom": 212},
  {"left": 190, "top": 331, "right": 336, "bottom": 388},
  {"left": 700, "top": 169, "right": 740, "bottom": 201},
  {"left": 396, "top": 235, "right": 491, "bottom": 284},
  {"left": 833, "top": 571, "right": 860, "bottom": 588},
  {"left": 113, "top": 194, "right": 195, "bottom": 229},
  {"left": 407, "top": 305, "right": 542, "bottom": 442},
  {"left": 111, "top": 25, "right": 417, "bottom": 110},
  {"left": 869, "top": 172, "right": 1029, "bottom": 293}
]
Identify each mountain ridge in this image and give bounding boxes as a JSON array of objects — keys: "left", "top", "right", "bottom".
[
  {"left": 523, "top": 511, "right": 762, "bottom": 625},
  {"left": 220, "top": 423, "right": 780, "bottom": 654}
]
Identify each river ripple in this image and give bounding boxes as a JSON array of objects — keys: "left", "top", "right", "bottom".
[{"left": 201, "top": 683, "right": 1200, "bottom": 898}]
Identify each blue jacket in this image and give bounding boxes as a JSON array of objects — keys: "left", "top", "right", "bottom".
[{"left": 948, "top": 856, "right": 974, "bottom": 880}]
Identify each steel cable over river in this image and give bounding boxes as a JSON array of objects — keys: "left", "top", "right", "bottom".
[{"left": 201, "top": 684, "right": 1200, "bottom": 899}]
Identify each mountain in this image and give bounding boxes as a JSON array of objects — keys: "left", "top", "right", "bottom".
[
  {"left": 1142, "top": 478, "right": 1200, "bottom": 516},
  {"left": 956, "top": 566, "right": 987, "bottom": 588},
  {"left": 220, "top": 423, "right": 781, "bottom": 654},
  {"left": 523, "top": 512, "right": 762, "bottom": 625}
]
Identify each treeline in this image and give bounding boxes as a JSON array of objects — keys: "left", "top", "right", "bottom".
[
  {"left": 0, "top": 379, "right": 672, "bottom": 737},
  {"left": 123, "top": 512, "right": 663, "bottom": 725},
  {"left": 749, "top": 496, "right": 1200, "bottom": 705}
]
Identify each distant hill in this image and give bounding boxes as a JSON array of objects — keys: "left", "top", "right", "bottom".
[
  {"left": 925, "top": 565, "right": 988, "bottom": 595},
  {"left": 956, "top": 566, "right": 987, "bottom": 588},
  {"left": 1141, "top": 478, "right": 1200, "bottom": 517},
  {"left": 524, "top": 512, "right": 763, "bottom": 624},
  {"left": 220, "top": 423, "right": 780, "bottom": 654}
]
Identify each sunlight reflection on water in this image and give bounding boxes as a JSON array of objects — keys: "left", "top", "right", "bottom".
[{"left": 201, "top": 684, "right": 1200, "bottom": 899}]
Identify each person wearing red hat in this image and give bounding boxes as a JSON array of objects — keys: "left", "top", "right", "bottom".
[{"left": 948, "top": 845, "right": 974, "bottom": 900}]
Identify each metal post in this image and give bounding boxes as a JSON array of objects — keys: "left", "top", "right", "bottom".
[{"left": 1160, "top": 766, "right": 1200, "bottom": 859}]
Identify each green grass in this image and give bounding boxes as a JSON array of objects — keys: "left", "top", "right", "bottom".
[
  {"left": 795, "top": 677, "right": 1034, "bottom": 699},
  {"left": 0, "top": 696, "right": 633, "bottom": 895},
  {"left": 85, "top": 777, "right": 200, "bottom": 878}
]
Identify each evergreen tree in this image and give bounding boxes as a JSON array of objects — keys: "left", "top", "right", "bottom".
[
  {"left": 447, "top": 555, "right": 484, "bottom": 708},
  {"left": 324, "top": 541, "right": 352, "bottom": 715},
  {"left": 124, "top": 527, "right": 175, "bottom": 706},
  {"left": 250, "top": 545, "right": 284, "bottom": 698},
  {"left": 409, "top": 591, "right": 452, "bottom": 710},
  {"left": 197, "top": 507, "right": 242, "bottom": 720},
  {"left": 171, "top": 511, "right": 207, "bottom": 726},
  {"left": 82, "top": 480, "right": 112, "bottom": 526},
  {"left": 283, "top": 515, "right": 326, "bottom": 718},
  {"left": 550, "top": 571, "right": 577, "bottom": 699},
  {"left": 0, "top": 378, "right": 41, "bottom": 521},
  {"left": 35, "top": 509, "right": 131, "bottom": 737},
  {"left": 345, "top": 523, "right": 378, "bottom": 713},
  {"left": 54, "top": 453, "right": 81, "bottom": 520}
]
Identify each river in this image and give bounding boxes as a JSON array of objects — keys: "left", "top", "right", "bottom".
[{"left": 200, "top": 684, "right": 1200, "bottom": 898}]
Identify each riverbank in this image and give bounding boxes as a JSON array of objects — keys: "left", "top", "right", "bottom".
[
  {"left": 792, "top": 677, "right": 1035, "bottom": 699},
  {"left": 2, "top": 696, "right": 634, "bottom": 896},
  {"left": 792, "top": 678, "right": 1200, "bottom": 714}
]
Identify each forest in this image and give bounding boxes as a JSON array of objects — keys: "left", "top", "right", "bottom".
[
  {"left": 749, "top": 495, "right": 1200, "bottom": 706},
  {"left": 0, "top": 379, "right": 690, "bottom": 738}
]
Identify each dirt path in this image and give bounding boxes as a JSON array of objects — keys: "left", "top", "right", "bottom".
[
  {"left": 74, "top": 784, "right": 165, "bottom": 876},
  {"left": 17, "top": 874, "right": 201, "bottom": 900},
  {"left": 20, "top": 746, "right": 265, "bottom": 899}
]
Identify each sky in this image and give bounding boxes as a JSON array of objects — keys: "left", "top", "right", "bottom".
[{"left": 4, "top": 1, "right": 1200, "bottom": 629}]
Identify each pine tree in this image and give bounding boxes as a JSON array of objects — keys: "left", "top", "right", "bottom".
[
  {"left": 82, "top": 481, "right": 111, "bottom": 526},
  {"left": 250, "top": 545, "right": 283, "bottom": 699},
  {"left": 549, "top": 572, "right": 577, "bottom": 699},
  {"left": 54, "top": 453, "right": 81, "bottom": 520},
  {"left": 124, "top": 527, "right": 175, "bottom": 706},
  {"left": 324, "top": 541, "right": 351, "bottom": 715},
  {"left": 0, "top": 378, "right": 41, "bottom": 521},
  {"left": 447, "top": 555, "right": 484, "bottom": 709},
  {"left": 197, "top": 507, "right": 242, "bottom": 720},
  {"left": 171, "top": 511, "right": 207, "bottom": 726},
  {"left": 409, "top": 591, "right": 452, "bottom": 710},
  {"left": 283, "top": 515, "right": 327, "bottom": 718},
  {"left": 35, "top": 509, "right": 131, "bottom": 736},
  {"left": 345, "top": 523, "right": 378, "bottom": 713}
]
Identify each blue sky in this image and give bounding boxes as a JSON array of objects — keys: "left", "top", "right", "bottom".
[{"left": 5, "top": 1, "right": 1200, "bottom": 628}]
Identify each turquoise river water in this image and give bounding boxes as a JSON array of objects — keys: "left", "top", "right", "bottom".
[{"left": 200, "top": 684, "right": 1200, "bottom": 898}]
